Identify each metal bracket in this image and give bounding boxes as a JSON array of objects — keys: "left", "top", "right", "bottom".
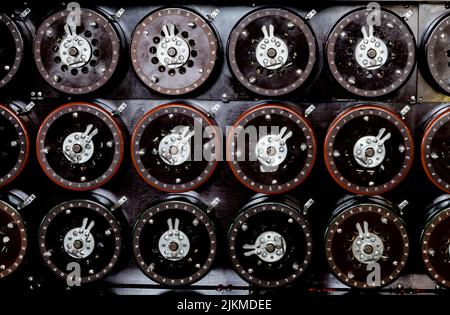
[
  {"left": 303, "top": 198, "right": 315, "bottom": 215},
  {"left": 17, "top": 101, "right": 36, "bottom": 116},
  {"left": 111, "top": 196, "right": 127, "bottom": 211},
  {"left": 114, "top": 8, "right": 125, "bottom": 20},
  {"left": 18, "top": 194, "right": 36, "bottom": 210},
  {"left": 207, "top": 197, "right": 221, "bottom": 213},
  {"left": 112, "top": 102, "right": 127, "bottom": 116},
  {"left": 402, "top": 10, "right": 413, "bottom": 21},
  {"left": 208, "top": 103, "right": 222, "bottom": 118},
  {"left": 305, "top": 104, "right": 316, "bottom": 118},
  {"left": 400, "top": 105, "right": 411, "bottom": 119},
  {"left": 305, "top": 9, "right": 317, "bottom": 20},
  {"left": 207, "top": 9, "right": 220, "bottom": 21},
  {"left": 20, "top": 8, "right": 31, "bottom": 19},
  {"left": 25, "top": 101, "right": 36, "bottom": 112},
  {"left": 398, "top": 200, "right": 409, "bottom": 215}
]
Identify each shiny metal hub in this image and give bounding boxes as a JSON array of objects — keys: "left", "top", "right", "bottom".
[
  {"left": 352, "top": 221, "right": 384, "bottom": 264},
  {"left": 255, "top": 127, "right": 292, "bottom": 170},
  {"left": 59, "top": 35, "right": 92, "bottom": 68},
  {"left": 353, "top": 128, "right": 391, "bottom": 168},
  {"left": 158, "top": 217, "right": 190, "bottom": 261},
  {"left": 355, "top": 25, "right": 388, "bottom": 70},
  {"left": 62, "top": 124, "right": 98, "bottom": 164},
  {"left": 255, "top": 24, "right": 288, "bottom": 70},
  {"left": 63, "top": 217, "right": 96, "bottom": 259},
  {"left": 157, "top": 24, "right": 190, "bottom": 69},
  {"left": 158, "top": 126, "right": 193, "bottom": 166},
  {"left": 243, "top": 231, "right": 286, "bottom": 263}
]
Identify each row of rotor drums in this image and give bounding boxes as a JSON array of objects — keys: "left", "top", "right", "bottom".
[
  {"left": 1, "top": 101, "right": 450, "bottom": 195},
  {"left": 1, "top": 6, "right": 450, "bottom": 96},
  {"left": 1, "top": 191, "right": 450, "bottom": 289}
]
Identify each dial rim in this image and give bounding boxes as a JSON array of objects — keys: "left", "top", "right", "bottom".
[
  {"left": 425, "top": 14, "right": 450, "bottom": 94},
  {"left": 228, "top": 202, "right": 313, "bottom": 288},
  {"left": 0, "top": 104, "right": 29, "bottom": 188},
  {"left": 130, "top": 7, "right": 219, "bottom": 95},
  {"left": 131, "top": 103, "right": 219, "bottom": 193},
  {"left": 227, "top": 104, "right": 316, "bottom": 194},
  {"left": 133, "top": 200, "right": 217, "bottom": 286},
  {"left": 0, "top": 200, "right": 27, "bottom": 279},
  {"left": 421, "top": 207, "right": 450, "bottom": 288},
  {"left": 0, "top": 14, "right": 24, "bottom": 88},
  {"left": 33, "top": 8, "right": 120, "bottom": 94},
  {"left": 325, "top": 204, "right": 409, "bottom": 289},
  {"left": 326, "top": 8, "right": 415, "bottom": 97},
  {"left": 421, "top": 108, "right": 450, "bottom": 194},
  {"left": 228, "top": 8, "right": 317, "bottom": 96},
  {"left": 324, "top": 105, "right": 414, "bottom": 195},
  {"left": 38, "top": 199, "right": 122, "bottom": 284},
  {"left": 36, "top": 102, "right": 125, "bottom": 191}
]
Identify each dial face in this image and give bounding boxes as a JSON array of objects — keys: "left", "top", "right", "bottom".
[
  {"left": 228, "top": 202, "right": 312, "bottom": 287},
  {"left": 325, "top": 204, "right": 409, "bottom": 289},
  {"left": 0, "top": 14, "right": 24, "bottom": 88},
  {"left": 326, "top": 8, "right": 415, "bottom": 97},
  {"left": 38, "top": 200, "right": 122, "bottom": 283},
  {"left": 228, "top": 8, "right": 316, "bottom": 96},
  {"left": 324, "top": 105, "right": 413, "bottom": 195},
  {"left": 34, "top": 8, "right": 120, "bottom": 94},
  {"left": 36, "top": 102, "right": 124, "bottom": 191},
  {"left": 131, "top": 8, "right": 218, "bottom": 95},
  {"left": 425, "top": 14, "right": 450, "bottom": 94},
  {"left": 422, "top": 109, "right": 450, "bottom": 193},
  {"left": 133, "top": 200, "right": 217, "bottom": 285},
  {"left": 227, "top": 104, "right": 316, "bottom": 194},
  {"left": 132, "top": 104, "right": 218, "bottom": 192},
  {"left": 0, "top": 104, "right": 29, "bottom": 188},
  {"left": 0, "top": 201, "right": 27, "bottom": 279},
  {"left": 421, "top": 208, "right": 450, "bottom": 288}
]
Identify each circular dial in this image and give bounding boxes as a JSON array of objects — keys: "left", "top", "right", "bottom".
[
  {"left": 326, "top": 8, "right": 415, "bottom": 97},
  {"left": 325, "top": 202, "right": 409, "bottom": 289},
  {"left": 324, "top": 105, "right": 413, "bottom": 195},
  {"left": 0, "top": 201, "right": 27, "bottom": 279},
  {"left": 33, "top": 8, "right": 120, "bottom": 94},
  {"left": 0, "top": 104, "right": 29, "bottom": 188},
  {"left": 228, "top": 8, "right": 316, "bottom": 96},
  {"left": 131, "top": 7, "right": 219, "bottom": 95},
  {"left": 228, "top": 202, "right": 312, "bottom": 287},
  {"left": 0, "top": 14, "right": 24, "bottom": 88},
  {"left": 132, "top": 104, "right": 218, "bottom": 192},
  {"left": 37, "top": 102, "right": 124, "bottom": 191},
  {"left": 38, "top": 200, "right": 122, "bottom": 283},
  {"left": 421, "top": 207, "right": 450, "bottom": 288},
  {"left": 422, "top": 108, "right": 450, "bottom": 193},
  {"left": 227, "top": 104, "right": 316, "bottom": 194},
  {"left": 133, "top": 200, "right": 217, "bottom": 286},
  {"left": 424, "top": 14, "right": 450, "bottom": 94}
]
